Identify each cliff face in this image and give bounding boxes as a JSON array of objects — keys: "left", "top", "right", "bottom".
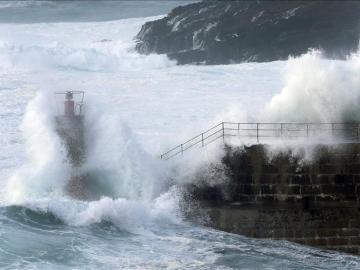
[{"left": 135, "top": 1, "right": 360, "bottom": 65}]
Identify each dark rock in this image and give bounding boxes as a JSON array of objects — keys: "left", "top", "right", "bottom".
[{"left": 135, "top": 0, "right": 360, "bottom": 65}]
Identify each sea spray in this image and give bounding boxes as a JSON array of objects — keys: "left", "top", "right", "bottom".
[
  {"left": 190, "top": 49, "right": 360, "bottom": 189},
  {"left": 0, "top": 18, "right": 175, "bottom": 73},
  {"left": 82, "top": 97, "right": 167, "bottom": 201},
  {"left": 1, "top": 5, "right": 360, "bottom": 268},
  {"left": 265, "top": 50, "right": 360, "bottom": 122},
  {"left": 20, "top": 188, "right": 182, "bottom": 232},
  {"left": 261, "top": 50, "right": 360, "bottom": 159},
  {"left": 3, "top": 92, "right": 69, "bottom": 204},
  {"left": 2, "top": 91, "right": 183, "bottom": 232}
]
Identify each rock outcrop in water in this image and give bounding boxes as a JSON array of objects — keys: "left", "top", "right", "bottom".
[{"left": 135, "top": 1, "right": 360, "bottom": 65}]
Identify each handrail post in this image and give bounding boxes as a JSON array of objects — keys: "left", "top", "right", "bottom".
[
  {"left": 201, "top": 133, "right": 204, "bottom": 147},
  {"left": 222, "top": 122, "right": 225, "bottom": 143},
  {"left": 280, "top": 123, "right": 283, "bottom": 138},
  {"left": 181, "top": 144, "right": 183, "bottom": 155},
  {"left": 256, "top": 123, "right": 259, "bottom": 143},
  {"left": 331, "top": 123, "right": 334, "bottom": 138},
  {"left": 238, "top": 123, "right": 240, "bottom": 136}
]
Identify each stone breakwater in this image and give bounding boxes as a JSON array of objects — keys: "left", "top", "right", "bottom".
[{"left": 186, "top": 144, "right": 360, "bottom": 254}]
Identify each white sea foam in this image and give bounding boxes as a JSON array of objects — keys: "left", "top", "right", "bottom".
[
  {"left": 0, "top": 8, "right": 360, "bottom": 269},
  {"left": 82, "top": 97, "right": 166, "bottom": 201},
  {"left": 21, "top": 186, "right": 182, "bottom": 232},
  {"left": 0, "top": 17, "right": 183, "bottom": 229},
  {"left": 265, "top": 50, "right": 360, "bottom": 123},
  {"left": 0, "top": 1, "right": 53, "bottom": 9},
  {"left": 1, "top": 90, "right": 180, "bottom": 231},
  {"left": 2, "top": 93, "right": 69, "bottom": 204},
  {"left": 1, "top": 14, "right": 359, "bottom": 230}
]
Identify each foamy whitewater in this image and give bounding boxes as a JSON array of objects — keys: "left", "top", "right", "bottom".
[{"left": 0, "top": 1, "right": 360, "bottom": 269}]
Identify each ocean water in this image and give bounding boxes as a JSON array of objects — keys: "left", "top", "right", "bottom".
[{"left": 0, "top": 1, "right": 360, "bottom": 269}]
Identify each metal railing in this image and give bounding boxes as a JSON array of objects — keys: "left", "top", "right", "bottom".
[
  {"left": 160, "top": 122, "right": 360, "bottom": 160},
  {"left": 75, "top": 102, "right": 84, "bottom": 115},
  {"left": 55, "top": 91, "right": 85, "bottom": 116}
]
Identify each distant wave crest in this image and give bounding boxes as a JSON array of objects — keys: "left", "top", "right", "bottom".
[{"left": 0, "top": 1, "right": 54, "bottom": 9}]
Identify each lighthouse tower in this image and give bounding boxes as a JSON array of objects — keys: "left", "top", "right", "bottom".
[
  {"left": 54, "top": 91, "right": 114, "bottom": 200},
  {"left": 55, "top": 91, "right": 85, "bottom": 167},
  {"left": 64, "top": 91, "right": 75, "bottom": 116},
  {"left": 55, "top": 91, "right": 87, "bottom": 198}
]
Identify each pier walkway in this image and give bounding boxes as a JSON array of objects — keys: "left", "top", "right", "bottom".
[{"left": 160, "top": 122, "right": 360, "bottom": 160}]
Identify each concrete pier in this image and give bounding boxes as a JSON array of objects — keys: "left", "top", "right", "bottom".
[{"left": 186, "top": 143, "right": 360, "bottom": 254}]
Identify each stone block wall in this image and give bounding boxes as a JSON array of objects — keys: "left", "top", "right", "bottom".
[
  {"left": 222, "top": 144, "right": 360, "bottom": 204},
  {"left": 186, "top": 143, "right": 360, "bottom": 254},
  {"left": 205, "top": 203, "right": 360, "bottom": 254}
]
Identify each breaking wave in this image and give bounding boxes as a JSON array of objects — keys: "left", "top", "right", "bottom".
[
  {"left": 3, "top": 187, "right": 181, "bottom": 232},
  {"left": 0, "top": 1, "right": 54, "bottom": 9},
  {"left": 265, "top": 49, "right": 360, "bottom": 123},
  {"left": 0, "top": 15, "right": 182, "bottom": 235},
  {"left": 0, "top": 18, "right": 175, "bottom": 73},
  {"left": 1, "top": 8, "right": 360, "bottom": 268},
  {"left": 1, "top": 91, "right": 182, "bottom": 233}
]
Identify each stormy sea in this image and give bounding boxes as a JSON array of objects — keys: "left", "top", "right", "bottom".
[{"left": 0, "top": 1, "right": 360, "bottom": 269}]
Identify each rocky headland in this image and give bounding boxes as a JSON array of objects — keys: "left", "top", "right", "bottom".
[{"left": 135, "top": 1, "right": 360, "bottom": 64}]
